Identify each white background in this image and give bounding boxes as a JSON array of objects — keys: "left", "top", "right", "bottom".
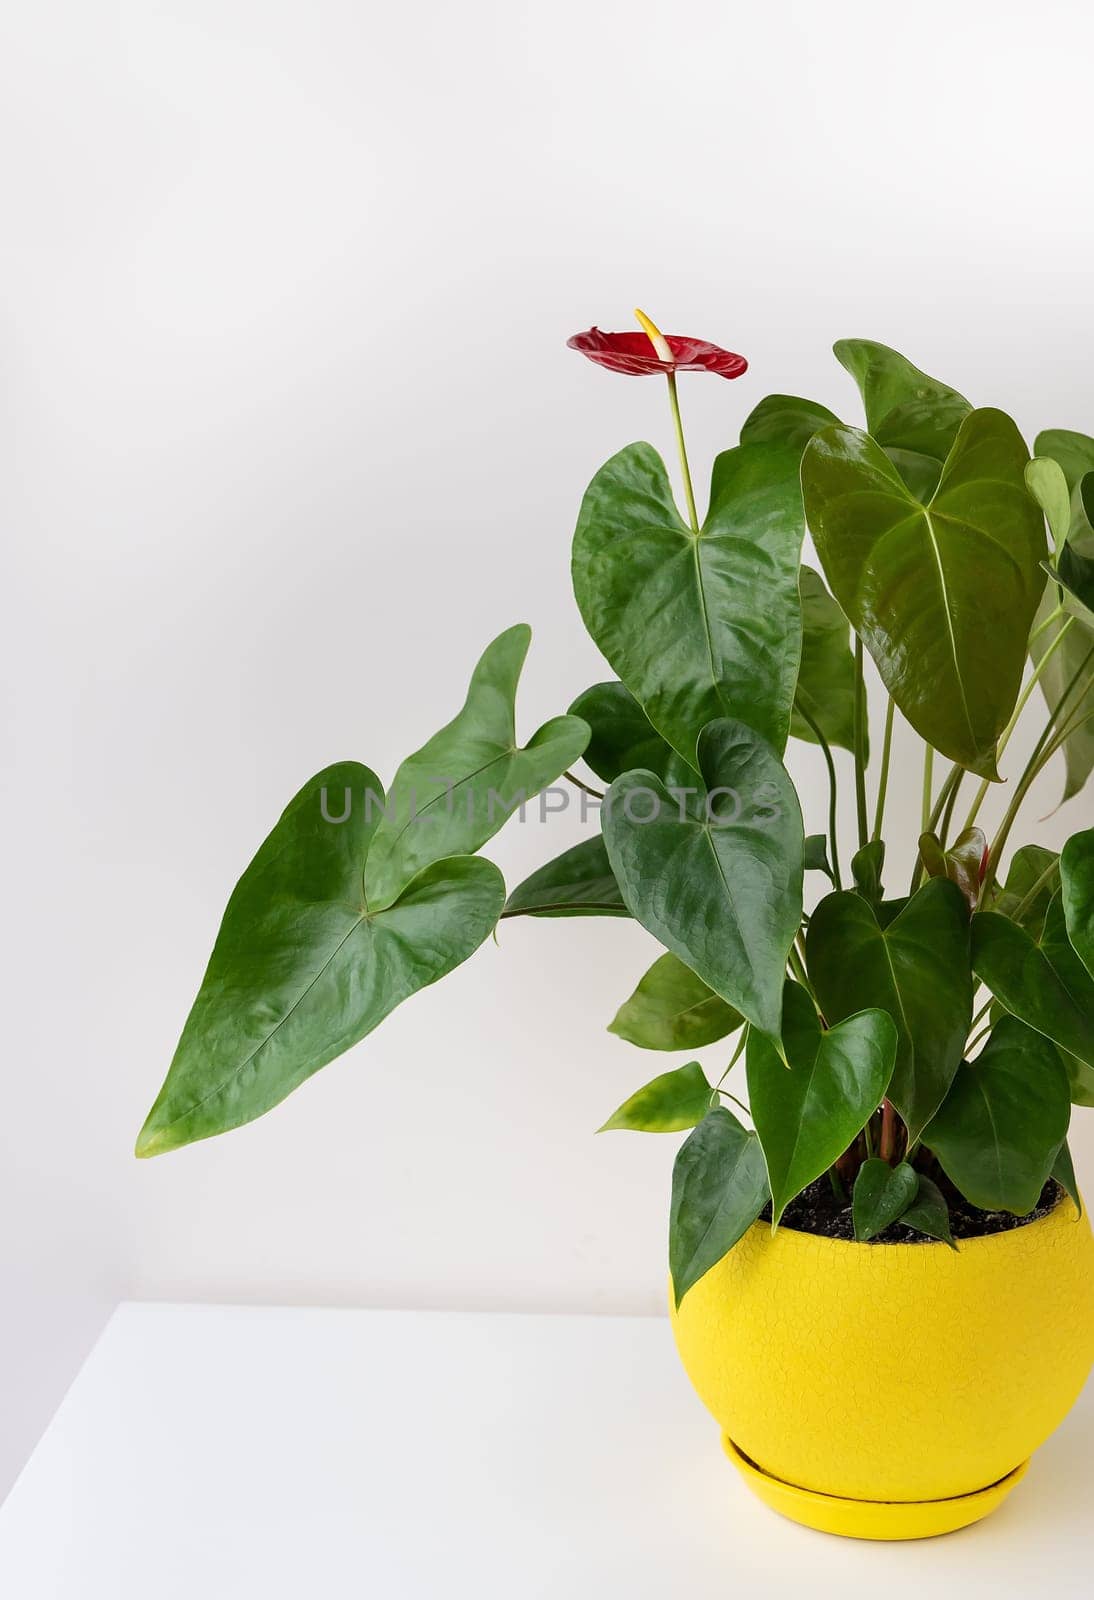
[{"left": 3, "top": 0, "right": 1093, "bottom": 1499}]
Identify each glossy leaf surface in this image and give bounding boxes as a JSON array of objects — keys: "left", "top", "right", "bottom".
[
  {"left": 137, "top": 764, "right": 505, "bottom": 1156},
  {"left": 609, "top": 953, "right": 743, "bottom": 1052},
  {"left": 572, "top": 440, "right": 806, "bottom": 763},
  {"left": 568, "top": 680, "right": 690, "bottom": 787},
  {"left": 833, "top": 338, "right": 971, "bottom": 499},
  {"left": 802, "top": 410, "right": 1046, "bottom": 777},
  {"left": 503, "top": 835, "right": 627, "bottom": 918},
  {"left": 747, "top": 982, "right": 897, "bottom": 1224},
  {"left": 791, "top": 566, "right": 860, "bottom": 754},
  {"left": 971, "top": 895, "right": 1094, "bottom": 1071},
  {"left": 669, "top": 1108, "right": 769, "bottom": 1306},
  {"left": 852, "top": 1159, "right": 918, "bottom": 1241},
  {"left": 806, "top": 879, "right": 972, "bottom": 1142},
  {"left": 600, "top": 1061, "right": 712, "bottom": 1133},
  {"left": 364, "top": 625, "right": 587, "bottom": 909},
  {"left": 918, "top": 827, "right": 985, "bottom": 911},
  {"left": 739, "top": 393, "right": 840, "bottom": 450},
  {"left": 925, "top": 1017, "right": 1070, "bottom": 1213},
  {"left": 603, "top": 719, "right": 804, "bottom": 1038},
  {"left": 1061, "top": 826, "right": 1094, "bottom": 979}
]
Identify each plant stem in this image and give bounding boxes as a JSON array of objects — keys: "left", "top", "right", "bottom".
[
  {"left": 563, "top": 770, "right": 603, "bottom": 800},
  {"left": 921, "top": 745, "right": 934, "bottom": 834},
  {"left": 938, "top": 767, "right": 963, "bottom": 848},
  {"left": 665, "top": 373, "right": 700, "bottom": 533},
  {"left": 853, "top": 637, "right": 869, "bottom": 850},
  {"left": 871, "top": 698, "right": 895, "bottom": 842},
  {"left": 878, "top": 1099, "right": 898, "bottom": 1165},
  {"left": 796, "top": 702, "right": 843, "bottom": 889}
]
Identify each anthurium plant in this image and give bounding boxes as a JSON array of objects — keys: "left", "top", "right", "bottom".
[{"left": 138, "top": 314, "right": 1094, "bottom": 1312}]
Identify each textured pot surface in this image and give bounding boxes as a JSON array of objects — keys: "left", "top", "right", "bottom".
[{"left": 671, "top": 1195, "right": 1094, "bottom": 1504}]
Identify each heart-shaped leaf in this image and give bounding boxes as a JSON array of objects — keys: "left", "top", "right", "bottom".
[
  {"left": 747, "top": 981, "right": 897, "bottom": 1224},
  {"left": 918, "top": 827, "right": 986, "bottom": 911},
  {"left": 669, "top": 1108, "right": 769, "bottom": 1306},
  {"left": 851, "top": 840, "right": 886, "bottom": 908},
  {"left": 137, "top": 763, "right": 505, "bottom": 1156},
  {"left": 806, "top": 879, "right": 973, "bottom": 1143},
  {"left": 802, "top": 409, "right": 1046, "bottom": 778},
  {"left": 572, "top": 439, "right": 806, "bottom": 763},
  {"left": 804, "top": 833, "right": 835, "bottom": 881},
  {"left": 602, "top": 719, "right": 804, "bottom": 1037},
  {"left": 599, "top": 1061, "right": 712, "bottom": 1133},
  {"left": 833, "top": 338, "right": 971, "bottom": 499},
  {"left": 971, "top": 894, "right": 1094, "bottom": 1071},
  {"left": 1061, "top": 827, "right": 1094, "bottom": 981},
  {"left": 924, "top": 1017, "right": 1070, "bottom": 1213},
  {"left": 740, "top": 393, "right": 840, "bottom": 450},
  {"left": 503, "top": 835, "right": 627, "bottom": 919},
  {"left": 900, "top": 1174, "right": 955, "bottom": 1247},
  {"left": 363, "top": 625, "right": 588, "bottom": 909},
  {"left": 791, "top": 566, "right": 861, "bottom": 755},
  {"left": 852, "top": 1159, "right": 919, "bottom": 1241},
  {"left": 568, "top": 680, "right": 691, "bottom": 787},
  {"left": 609, "top": 953, "right": 742, "bottom": 1051}
]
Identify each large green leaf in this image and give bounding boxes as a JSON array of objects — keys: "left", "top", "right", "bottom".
[
  {"left": 790, "top": 566, "right": 860, "bottom": 754},
  {"left": 806, "top": 878, "right": 972, "bottom": 1142},
  {"left": 971, "top": 894, "right": 1094, "bottom": 1071},
  {"left": 739, "top": 393, "right": 840, "bottom": 450},
  {"left": 802, "top": 409, "right": 1046, "bottom": 778},
  {"left": 608, "top": 953, "right": 742, "bottom": 1051},
  {"left": 747, "top": 981, "right": 896, "bottom": 1224},
  {"left": 669, "top": 1108, "right": 769, "bottom": 1306},
  {"left": 572, "top": 440, "right": 806, "bottom": 763},
  {"left": 834, "top": 338, "right": 971, "bottom": 500},
  {"left": 602, "top": 719, "right": 804, "bottom": 1038},
  {"left": 137, "top": 763, "right": 504, "bottom": 1156},
  {"left": 363, "top": 625, "right": 588, "bottom": 909},
  {"left": 1061, "top": 826, "right": 1094, "bottom": 978},
  {"left": 924, "top": 1017, "right": 1070, "bottom": 1213},
  {"left": 503, "top": 835, "right": 627, "bottom": 918},
  {"left": 567, "top": 680, "right": 690, "bottom": 786},
  {"left": 599, "top": 1061, "right": 712, "bottom": 1133},
  {"left": 852, "top": 1159, "right": 918, "bottom": 1242}
]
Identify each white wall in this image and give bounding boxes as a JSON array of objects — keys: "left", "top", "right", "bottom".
[{"left": 4, "top": 0, "right": 1094, "bottom": 1497}]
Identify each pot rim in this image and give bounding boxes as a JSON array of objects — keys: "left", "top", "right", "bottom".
[{"left": 759, "top": 1180, "right": 1075, "bottom": 1254}]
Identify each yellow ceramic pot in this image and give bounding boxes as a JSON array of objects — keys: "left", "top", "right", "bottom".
[{"left": 671, "top": 1193, "right": 1094, "bottom": 1540}]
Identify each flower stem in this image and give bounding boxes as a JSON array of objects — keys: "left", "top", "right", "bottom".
[
  {"left": 921, "top": 744, "right": 934, "bottom": 834},
  {"left": 853, "top": 638, "right": 869, "bottom": 850},
  {"left": 796, "top": 702, "right": 843, "bottom": 890},
  {"left": 665, "top": 373, "right": 700, "bottom": 533},
  {"left": 871, "top": 698, "right": 895, "bottom": 842}
]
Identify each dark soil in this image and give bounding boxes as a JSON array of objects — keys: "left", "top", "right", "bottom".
[{"left": 761, "top": 1174, "right": 1063, "bottom": 1244}]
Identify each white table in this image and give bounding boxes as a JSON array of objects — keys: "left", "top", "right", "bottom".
[{"left": 0, "top": 1303, "right": 1090, "bottom": 1597}]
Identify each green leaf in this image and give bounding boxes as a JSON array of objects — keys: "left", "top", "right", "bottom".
[
  {"left": 917, "top": 827, "right": 985, "bottom": 911},
  {"left": 924, "top": 1017, "right": 1070, "bottom": 1213},
  {"left": 804, "top": 833, "right": 834, "bottom": 881},
  {"left": 747, "top": 981, "right": 897, "bottom": 1225},
  {"left": 1034, "top": 428, "right": 1094, "bottom": 495},
  {"left": 600, "top": 1061, "right": 712, "bottom": 1133},
  {"left": 602, "top": 719, "right": 804, "bottom": 1037},
  {"left": 802, "top": 409, "right": 1046, "bottom": 779},
  {"left": 1052, "top": 532, "right": 1094, "bottom": 623},
  {"left": 669, "top": 1108, "right": 770, "bottom": 1306},
  {"left": 852, "top": 1158, "right": 919, "bottom": 1241},
  {"left": 851, "top": 840, "right": 885, "bottom": 908},
  {"left": 137, "top": 763, "right": 505, "bottom": 1156},
  {"left": 971, "top": 894, "right": 1094, "bottom": 1072},
  {"left": 806, "top": 879, "right": 973, "bottom": 1143},
  {"left": 791, "top": 567, "right": 861, "bottom": 755},
  {"left": 572, "top": 440, "right": 806, "bottom": 763},
  {"left": 1026, "top": 457, "right": 1072, "bottom": 555},
  {"left": 900, "top": 1174, "right": 956, "bottom": 1247},
  {"left": 503, "top": 835, "right": 627, "bottom": 918},
  {"left": 989, "top": 844, "right": 1059, "bottom": 938},
  {"left": 739, "top": 393, "right": 840, "bottom": 451},
  {"left": 568, "top": 680, "right": 691, "bottom": 787},
  {"left": 609, "top": 953, "right": 743, "bottom": 1052},
  {"left": 1029, "top": 586, "right": 1094, "bottom": 801},
  {"left": 1061, "top": 826, "right": 1094, "bottom": 979},
  {"left": 363, "top": 625, "right": 588, "bottom": 909},
  {"left": 1052, "top": 1141, "right": 1081, "bottom": 1213},
  {"left": 833, "top": 338, "right": 971, "bottom": 499}
]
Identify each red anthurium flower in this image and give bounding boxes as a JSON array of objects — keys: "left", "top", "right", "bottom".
[{"left": 568, "top": 311, "right": 747, "bottom": 380}]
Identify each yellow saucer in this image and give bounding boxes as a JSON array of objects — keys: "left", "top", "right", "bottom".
[{"left": 723, "top": 1435, "right": 1029, "bottom": 1541}]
